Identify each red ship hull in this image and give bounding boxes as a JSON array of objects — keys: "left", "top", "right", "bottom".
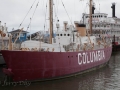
[{"left": 1, "top": 46, "right": 112, "bottom": 81}]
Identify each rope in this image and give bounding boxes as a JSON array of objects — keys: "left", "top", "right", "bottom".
[
  {"left": 56, "top": 0, "right": 59, "bottom": 15},
  {"left": 79, "top": 0, "right": 89, "bottom": 23},
  {"left": 53, "top": 0, "right": 59, "bottom": 31},
  {"left": 43, "top": 0, "right": 48, "bottom": 31},
  {"left": 60, "top": 0, "right": 73, "bottom": 26},
  {"left": 26, "top": 1, "right": 40, "bottom": 31},
  {"left": 18, "top": 0, "right": 37, "bottom": 29}
]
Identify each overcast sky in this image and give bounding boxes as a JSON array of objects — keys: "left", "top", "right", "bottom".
[{"left": 0, "top": 0, "right": 120, "bottom": 33}]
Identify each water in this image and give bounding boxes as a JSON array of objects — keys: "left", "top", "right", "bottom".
[{"left": 0, "top": 52, "right": 120, "bottom": 90}]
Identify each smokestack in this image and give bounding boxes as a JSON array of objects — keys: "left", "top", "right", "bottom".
[
  {"left": 92, "top": 5, "right": 95, "bottom": 14},
  {"left": 111, "top": 3, "right": 116, "bottom": 17}
]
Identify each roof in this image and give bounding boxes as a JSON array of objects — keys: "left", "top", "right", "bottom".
[
  {"left": 84, "top": 13, "right": 108, "bottom": 16},
  {"left": 9, "top": 29, "right": 29, "bottom": 33}
]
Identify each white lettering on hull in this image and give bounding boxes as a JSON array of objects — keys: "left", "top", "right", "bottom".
[{"left": 78, "top": 50, "right": 105, "bottom": 65}]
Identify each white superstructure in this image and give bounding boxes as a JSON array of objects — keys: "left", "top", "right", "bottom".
[
  {"left": 0, "top": 21, "right": 10, "bottom": 50},
  {"left": 82, "top": 3, "right": 120, "bottom": 44}
]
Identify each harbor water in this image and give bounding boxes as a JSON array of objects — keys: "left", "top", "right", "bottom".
[{"left": 0, "top": 52, "right": 120, "bottom": 90}]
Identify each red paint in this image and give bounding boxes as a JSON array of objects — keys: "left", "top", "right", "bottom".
[
  {"left": 3, "top": 68, "right": 13, "bottom": 76},
  {"left": 1, "top": 46, "right": 112, "bottom": 81}
]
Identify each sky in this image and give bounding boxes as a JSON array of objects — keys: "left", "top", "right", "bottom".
[{"left": 0, "top": 0, "right": 120, "bottom": 34}]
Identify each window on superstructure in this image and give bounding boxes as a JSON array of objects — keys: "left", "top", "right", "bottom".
[
  {"left": 68, "top": 34, "right": 70, "bottom": 36},
  {"left": 96, "top": 31, "right": 97, "bottom": 34},
  {"left": 57, "top": 34, "right": 59, "bottom": 36},
  {"left": 103, "top": 30, "right": 105, "bottom": 34},
  {"left": 111, "top": 24, "right": 113, "bottom": 28},
  {"left": 113, "top": 24, "right": 115, "bottom": 27},
  {"left": 101, "top": 31, "right": 103, "bottom": 34},
  {"left": 99, "top": 30, "right": 101, "bottom": 34},
  {"left": 95, "top": 25, "right": 96, "bottom": 28},
  {"left": 60, "top": 34, "right": 62, "bottom": 36},
  {"left": 94, "top": 30, "right": 96, "bottom": 34},
  {"left": 64, "top": 34, "right": 66, "bottom": 36},
  {"left": 104, "top": 31, "right": 106, "bottom": 34},
  {"left": 92, "top": 24, "right": 94, "bottom": 27}
]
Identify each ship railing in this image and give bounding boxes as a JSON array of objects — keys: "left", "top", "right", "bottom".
[{"left": 19, "top": 47, "right": 55, "bottom": 52}]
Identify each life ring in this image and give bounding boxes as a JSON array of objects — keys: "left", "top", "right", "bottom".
[{"left": 3, "top": 33, "right": 6, "bottom": 37}]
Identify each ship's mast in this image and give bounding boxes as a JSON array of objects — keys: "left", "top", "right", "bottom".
[
  {"left": 49, "top": 0, "right": 53, "bottom": 44},
  {"left": 89, "top": 0, "right": 92, "bottom": 35}
]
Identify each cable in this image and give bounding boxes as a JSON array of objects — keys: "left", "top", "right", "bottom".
[
  {"left": 18, "top": 0, "right": 37, "bottom": 29},
  {"left": 43, "top": 0, "right": 48, "bottom": 31},
  {"left": 26, "top": 1, "right": 40, "bottom": 31},
  {"left": 60, "top": 0, "right": 73, "bottom": 26},
  {"left": 53, "top": 0, "right": 59, "bottom": 30}
]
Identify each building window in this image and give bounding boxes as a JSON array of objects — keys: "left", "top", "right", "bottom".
[{"left": 20, "top": 33, "right": 24, "bottom": 37}]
